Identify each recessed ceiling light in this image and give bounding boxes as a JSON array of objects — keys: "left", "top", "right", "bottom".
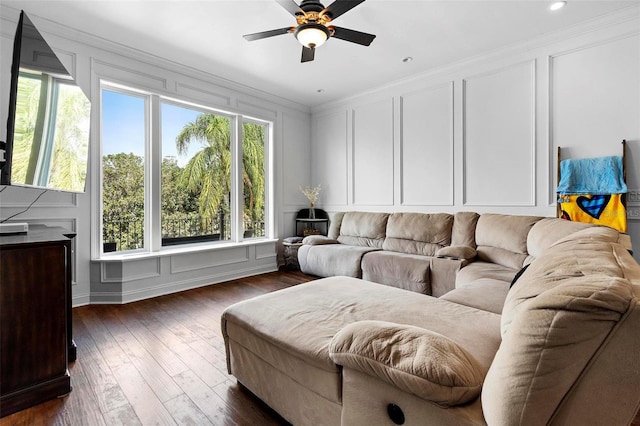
[
  {"left": 402, "top": 56, "right": 413, "bottom": 63},
  {"left": 549, "top": 1, "right": 567, "bottom": 11},
  {"left": 316, "top": 89, "right": 325, "bottom": 93}
]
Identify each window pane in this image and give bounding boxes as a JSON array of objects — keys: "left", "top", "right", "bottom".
[
  {"left": 161, "top": 104, "right": 232, "bottom": 245},
  {"left": 242, "top": 121, "right": 266, "bottom": 238},
  {"left": 101, "top": 89, "right": 146, "bottom": 253}
]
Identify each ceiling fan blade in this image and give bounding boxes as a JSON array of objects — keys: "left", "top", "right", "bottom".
[
  {"left": 243, "top": 27, "right": 292, "bottom": 41},
  {"left": 276, "top": 0, "right": 304, "bottom": 17},
  {"left": 323, "top": 0, "right": 366, "bottom": 20},
  {"left": 331, "top": 26, "right": 375, "bottom": 46},
  {"left": 301, "top": 46, "right": 315, "bottom": 62}
]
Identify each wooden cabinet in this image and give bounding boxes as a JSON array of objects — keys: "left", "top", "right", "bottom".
[{"left": 0, "top": 226, "right": 75, "bottom": 417}]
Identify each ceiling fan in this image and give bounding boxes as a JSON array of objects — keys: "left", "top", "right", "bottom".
[{"left": 243, "top": 0, "right": 376, "bottom": 63}]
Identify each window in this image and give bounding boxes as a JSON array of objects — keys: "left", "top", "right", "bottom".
[
  {"left": 242, "top": 120, "right": 266, "bottom": 239},
  {"left": 99, "top": 83, "right": 270, "bottom": 255},
  {"left": 160, "top": 102, "right": 232, "bottom": 245},
  {"left": 101, "top": 89, "right": 146, "bottom": 253}
]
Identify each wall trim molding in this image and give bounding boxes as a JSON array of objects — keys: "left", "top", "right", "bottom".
[
  {"left": 399, "top": 81, "right": 455, "bottom": 206},
  {"left": 462, "top": 59, "right": 537, "bottom": 207},
  {"left": 90, "top": 264, "right": 277, "bottom": 304}
]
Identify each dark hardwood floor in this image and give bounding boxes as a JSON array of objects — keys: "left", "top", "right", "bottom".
[
  {"left": 0, "top": 269, "right": 315, "bottom": 426},
  {"left": 2, "top": 268, "right": 639, "bottom": 425}
]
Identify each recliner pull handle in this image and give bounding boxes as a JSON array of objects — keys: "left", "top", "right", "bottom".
[{"left": 387, "top": 403, "right": 405, "bottom": 425}]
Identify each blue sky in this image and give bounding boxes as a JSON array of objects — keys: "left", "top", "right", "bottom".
[{"left": 102, "top": 90, "right": 203, "bottom": 167}]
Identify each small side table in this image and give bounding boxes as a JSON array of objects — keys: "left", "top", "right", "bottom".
[
  {"left": 283, "top": 241, "right": 303, "bottom": 270},
  {"left": 296, "top": 218, "right": 329, "bottom": 237}
]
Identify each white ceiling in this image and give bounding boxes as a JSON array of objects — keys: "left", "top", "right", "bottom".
[{"left": 4, "top": 0, "right": 637, "bottom": 107}]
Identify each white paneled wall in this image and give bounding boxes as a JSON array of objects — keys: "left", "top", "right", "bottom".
[
  {"left": 400, "top": 82, "right": 454, "bottom": 206},
  {"left": 352, "top": 99, "right": 394, "bottom": 206},
  {"left": 311, "top": 7, "right": 640, "bottom": 262},
  {"left": 463, "top": 61, "right": 536, "bottom": 206},
  {"left": 550, "top": 33, "right": 640, "bottom": 191},
  {"left": 312, "top": 110, "right": 349, "bottom": 206}
]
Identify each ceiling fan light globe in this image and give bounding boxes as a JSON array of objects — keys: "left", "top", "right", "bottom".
[{"left": 295, "top": 23, "right": 330, "bottom": 48}]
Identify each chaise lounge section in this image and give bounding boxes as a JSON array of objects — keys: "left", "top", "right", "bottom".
[{"left": 222, "top": 213, "right": 640, "bottom": 425}]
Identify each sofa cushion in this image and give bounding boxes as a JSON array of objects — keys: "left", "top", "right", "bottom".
[
  {"left": 482, "top": 227, "right": 637, "bottom": 425},
  {"left": 297, "top": 244, "right": 379, "bottom": 278},
  {"left": 327, "top": 211, "right": 345, "bottom": 239},
  {"left": 361, "top": 251, "right": 431, "bottom": 294},
  {"left": 440, "top": 278, "right": 509, "bottom": 314},
  {"left": 451, "top": 212, "right": 480, "bottom": 248},
  {"left": 302, "top": 235, "right": 339, "bottom": 245},
  {"left": 526, "top": 217, "right": 594, "bottom": 259},
  {"left": 382, "top": 213, "right": 453, "bottom": 256},
  {"left": 475, "top": 214, "right": 542, "bottom": 269},
  {"left": 455, "top": 261, "right": 517, "bottom": 288},
  {"left": 435, "top": 245, "right": 477, "bottom": 260},
  {"left": 337, "top": 212, "right": 389, "bottom": 248},
  {"left": 329, "top": 320, "right": 485, "bottom": 406}
]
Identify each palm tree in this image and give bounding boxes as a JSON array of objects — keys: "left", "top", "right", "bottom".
[
  {"left": 176, "top": 114, "right": 232, "bottom": 220},
  {"left": 175, "top": 114, "right": 265, "bottom": 231},
  {"left": 242, "top": 122, "right": 265, "bottom": 226}
]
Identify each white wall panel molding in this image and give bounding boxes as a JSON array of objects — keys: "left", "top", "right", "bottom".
[
  {"left": 462, "top": 60, "right": 536, "bottom": 206},
  {"left": 170, "top": 246, "right": 250, "bottom": 273},
  {"left": 399, "top": 82, "right": 454, "bottom": 206},
  {"left": 236, "top": 98, "right": 278, "bottom": 120},
  {"left": 352, "top": 99, "right": 394, "bottom": 206},
  {"left": 100, "top": 256, "right": 161, "bottom": 283},
  {"left": 175, "top": 81, "right": 232, "bottom": 108},
  {"left": 91, "top": 263, "right": 277, "bottom": 305},
  {"left": 92, "top": 58, "right": 169, "bottom": 92},
  {"left": 282, "top": 112, "right": 312, "bottom": 207},
  {"left": 255, "top": 243, "right": 277, "bottom": 260},
  {"left": 550, "top": 31, "right": 640, "bottom": 62},
  {"left": 0, "top": 190, "right": 78, "bottom": 208},
  {"left": 312, "top": 110, "right": 349, "bottom": 206},
  {"left": 549, "top": 34, "right": 639, "bottom": 206}
]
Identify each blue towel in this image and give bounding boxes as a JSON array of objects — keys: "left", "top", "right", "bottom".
[{"left": 557, "top": 156, "right": 627, "bottom": 195}]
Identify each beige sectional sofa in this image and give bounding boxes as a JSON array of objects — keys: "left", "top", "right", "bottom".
[
  {"left": 221, "top": 212, "right": 640, "bottom": 425},
  {"left": 298, "top": 211, "right": 548, "bottom": 297}
]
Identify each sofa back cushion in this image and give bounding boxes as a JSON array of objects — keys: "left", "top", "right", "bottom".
[
  {"left": 475, "top": 214, "right": 542, "bottom": 269},
  {"left": 482, "top": 227, "right": 639, "bottom": 425},
  {"left": 526, "top": 217, "right": 596, "bottom": 260},
  {"left": 382, "top": 213, "right": 453, "bottom": 256},
  {"left": 327, "top": 211, "right": 345, "bottom": 239},
  {"left": 451, "top": 212, "right": 480, "bottom": 248},
  {"left": 337, "top": 211, "right": 389, "bottom": 248}
]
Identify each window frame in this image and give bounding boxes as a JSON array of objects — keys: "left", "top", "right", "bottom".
[{"left": 96, "top": 81, "right": 273, "bottom": 259}]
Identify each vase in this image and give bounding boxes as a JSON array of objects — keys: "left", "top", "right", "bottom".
[{"left": 309, "top": 204, "right": 316, "bottom": 219}]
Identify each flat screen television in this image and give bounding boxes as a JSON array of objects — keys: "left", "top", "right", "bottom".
[{"left": 0, "top": 11, "right": 90, "bottom": 193}]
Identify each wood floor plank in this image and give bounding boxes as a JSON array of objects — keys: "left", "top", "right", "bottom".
[
  {"left": 73, "top": 310, "right": 131, "bottom": 414},
  {"left": 102, "top": 312, "right": 184, "bottom": 403},
  {"left": 111, "top": 362, "right": 178, "bottom": 425},
  {"left": 171, "top": 369, "right": 236, "bottom": 424},
  {"left": 164, "top": 393, "right": 214, "bottom": 426},
  {"left": 56, "top": 357, "right": 108, "bottom": 426}
]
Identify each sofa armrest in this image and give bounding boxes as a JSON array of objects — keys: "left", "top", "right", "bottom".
[
  {"left": 435, "top": 245, "right": 477, "bottom": 260},
  {"left": 302, "top": 235, "right": 339, "bottom": 245},
  {"left": 329, "top": 320, "right": 484, "bottom": 406}
]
